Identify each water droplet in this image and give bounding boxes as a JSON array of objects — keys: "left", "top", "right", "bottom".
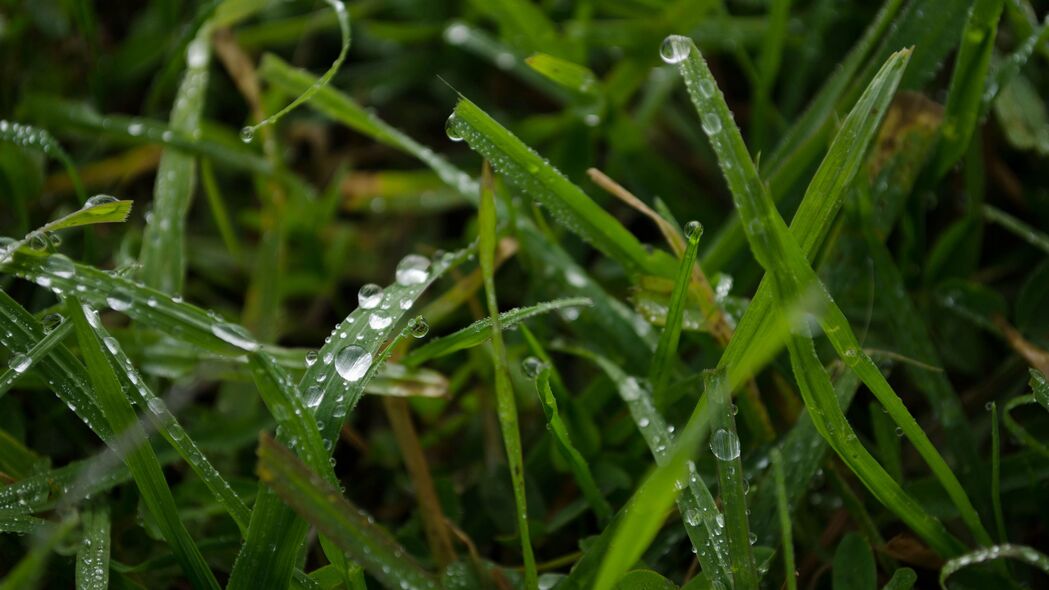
[
  {"left": 660, "top": 34, "right": 692, "bottom": 64},
  {"left": 445, "top": 114, "right": 463, "bottom": 142},
  {"left": 409, "top": 316, "right": 429, "bottom": 338},
  {"left": 444, "top": 22, "right": 469, "bottom": 45},
  {"left": 106, "top": 288, "right": 133, "bottom": 312},
  {"left": 147, "top": 398, "right": 165, "bottom": 415},
  {"left": 305, "top": 351, "right": 319, "bottom": 367},
  {"left": 684, "top": 220, "right": 703, "bottom": 239},
  {"left": 211, "top": 322, "right": 260, "bottom": 352},
  {"left": 42, "top": 313, "right": 63, "bottom": 333},
  {"left": 335, "top": 345, "right": 372, "bottom": 382},
  {"left": 239, "top": 126, "right": 256, "bottom": 143},
  {"left": 186, "top": 38, "right": 208, "bottom": 68},
  {"left": 701, "top": 112, "right": 722, "bottom": 135},
  {"left": 368, "top": 314, "right": 391, "bottom": 330},
  {"left": 639, "top": 417, "right": 650, "bottom": 428},
  {"left": 9, "top": 353, "right": 31, "bottom": 374},
  {"left": 698, "top": 78, "right": 716, "bottom": 99},
  {"left": 622, "top": 376, "right": 643, "bottom": 401},
  {"left": 103, "top": 336, "right": 119, "bottom": 354},
  {"left": 710, "top": 428, "right": 740, "bottom": 461},
  {"left": 358, "top": 283, "right": 383, "bottom": 309},
  {"left": 395, "top": 254, "right": 430, "bottom": 285},
  {"left": 748, "top": 532, "right": 757, "bottom": 545},
  {"left": 44, "top": 254, "right": 75, "bottom": 279},
  {"left": 522, "top": 356, "right": 544, "bottom": 378},
  {"left": 684, "top": 508, "right": 700, "bottom": 526},
  {"left": 82, "top": 195, "right": 118, "bottom": 209},
  {"left": 895, "top": 427, "right": 904, "bottom": 437}
]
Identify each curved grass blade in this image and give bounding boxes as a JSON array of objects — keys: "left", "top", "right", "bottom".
[
  {"left": 1001, "top": 395, "right": 1049, "bottom": 459},
  {"left": 982, "top": 204, "right": 1049, "bottom": 255},
  {"left": 139, "top": 23, "right": 212, "bottom": 294},
  {"left": 939, "top": 544, "right": 1049, "bottom": 589},
  {"left": 76, "top": 503, "right": 110, "bottom": 590},
  {"left": 533, "top": 366, "right": 612, "bottom": 523},
  {"left": 240, "top": 0, "right": 350, "bottom": 142},
  {"left": 402, "top": 297, "right": 591, "bottom": 367},
  {"left": 257, "top": 434, "right": 439, "bottom": 590},
  {"left": 669, "top": 37, "right": 990, "bottom": 551},
  {"left": 650, "top": 222, "right": 702, "bottom": 409},
  {"left": 479, "top": 164, "right": 537, "bottom": 590},
  {"left": 67, "top": 299, "right": 219, "bottom": 589},
  {"left": 0, "top": 119, "right": 85, "bottom": 202},
  {"left": 0, "top": 199, "right": 132, "bottom": 265}
]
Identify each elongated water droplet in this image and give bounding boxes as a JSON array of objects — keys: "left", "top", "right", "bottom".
[
  {"left": 42, "top": 313, "right": 63, "bottom": 333},
  {"left": 710, "top": 428, "right": 740, "bottom": 461},
  {"left": 211, "top": 322, "right": 260, "bottom": 352},
  {"left": 9, "top": 353, "right": 31, "bottom": 374},
  {"left": 82, "top": 195, "right": 118, "bottom": 209},
  {"left": 395, "top": 254, "right": 430, "bottom": 286},
  {"left": 305, "top": 351, "right": 319, "bottom": 367},
  {"left": 621, "top": 376, "right": 643, "bottom": 401},
  {"left": 103, "top": 336, "right": 119, "bottom": 354},
  {"left": 358, "top": 283, "right": 383, "bottom": 309},
  {"left": 45, "top": 254, "right": 75, "bottom": 279},
  {"left": 335, "top": 345, "right": 372, "bottom": 382},
  {"left": 106, "top": 288, "right": 133, "bottom": 312},
  {"left": 701, "top": 112, "right": 722, "bottom": 135},
  {"left": 660, "top": 35, "right": 691, "bottom": 64},
  {"left": 445, "top": 114, "right": 463, "bottom": 142},
  {"left": 521, "top": 356, "right": 544, "bottom": 378}
]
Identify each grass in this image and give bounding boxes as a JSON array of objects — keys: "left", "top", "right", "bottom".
[{"left": 2, "top": 0, "right": 1049, "bottom": 589}]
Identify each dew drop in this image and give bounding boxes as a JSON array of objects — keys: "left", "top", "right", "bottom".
[
  {"left": 335, "top": 345, "right": 372, "bottom": 382},
  {"left": 659, "top": 34, "right": 692, "bottom": 64},
  {"left": 106, "top": 288, "right": 133, "bottom": 312},
  {"left": 103, "top": 336, "right": 119, "bottom": 354},
  {"left": 710, "top": 428, "right": 740, "bottom": 461},
  {"left": 305, "top": 351, "right": 319, "bottom": 367},
  {"left": 82, "top": 195, "right": 118, "bottom": 209},
  {"left": 358, "top": 283, "right": 383, "bottom": 309},
  {"left": 622, "top": 376, "right": 643, "bottom": 401},
  {"left": 239, "top": 126, "right": 256, "bottom": 144},
  {"left": 445, "top": 114, "right": 463, "bottom": 142},
  {"left": 521, "top": 356, "right": 544, "bottom": 378},
  {"left": 701, "top": 112, "right": 722, "bottom": 135},
  {"left": 395, "top": 254, "right": 430, "bottom": 286},
  {"left": 44, "top": 254, "right": 75, "bottom": 279},
  {"left": 409, "top": 316, "right": 429, "bottom": 338},
  {"left": 368, "top": 314, "right": 392, "bottom": 330},
  {"left": 42, "top": 313, "right": 63, "bottom": 334},
  {"left": 684, "top": 508, "right": 700, "bottom": 527},
  {"left": 684, "top": 220, "right": 703, "bottom": 240},
  {"left": 9, "top": 353, "right": 31, "bottom": 374},
  {"left": 211, "top": 322, "right": 260, "bottom": 352}
]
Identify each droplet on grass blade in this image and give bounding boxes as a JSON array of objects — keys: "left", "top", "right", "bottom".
[
  {"left": 335, "top": 345, "right": 372, "bottom": 383},
  {"left": 45, "top": 254, "right": 75, "bottom": 279},
  {"left": 8, "top": 353, "right": 31, "bottom": 374},
  {"left": 445, "top": 114, "right": 463, "bottom": 142},
  {"left": 395, "top": 254, "right": 430, "bottom": 286},
  {"left": 358, "top": 283, "right": 383, "bottom": 309},
  {"left": 710, "top": 428, "right": 740, "bottom": 461},
  {"left": 660, "top": 35, "right": 692, "bottom": 64},
  {"left": 211, "top": 323, "right": 260, "bottom": 352},
  {"left": 522, "top": 356, "right": 544, "bottom": 378}
]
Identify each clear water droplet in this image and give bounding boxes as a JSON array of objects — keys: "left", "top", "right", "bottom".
[
  {"left": 83, "top": 195, "right": 118, "bottom": 209},
  {"left": 211, "top": 322, "right": 260, "bottom": 352},
  {"left": 106, "top": 288, "right": 133, "bottom": 312},
  {"left": 358, "top": 283, "right": 383, "bottom": 309},
  {"left": 305, "top": 351, "right": 319, "bottom": 367},
  {"left": 445, "top": 114, "right": 463, "bottom": 142},
  {"left": 698, "top": 79, "right": 716, "bottom": 99},
  {"left": 9, "top": 353, "right": 31, "bottom": 374},
  {"left": 42, "top": 313, "right": 63, "bottom": 334},
  {"left": 684, "top": 220, "right": 703, "bottom": 239},
  {"left": 701, "top": 112, "right": 722, "bottom": 134},
  {"left": 335, "top": 345, "right": 372, "bottom": 382},
  {"left": 660, "top": 34, "right": 692, "bottom": 64},
  {"left": 103, "top": 336, "right": 119, "bottom": 354},
  {"left": 239, "top": 126, "right": 256, "bottom": 143},
  {"left": 395, "top": 254, "right": 430, "bottom": 286},
  {"left": 409, "top": 316, "right": 429, "bottom": 338},
  {"left": 44, "top": 254, "right": 75, "bottom": 279},
  {"left": 521, "top": 356, "right": 544, "bottom": 378},
  {"left": 684, "top": 508, "right": 700, "bottom": 526},
  {"left": 710, "top": 428, "right": 740, "bottom": 461},
  {"left": 622, "top": 376, "right": 643, "bottom": 401},
  {"left": 368, "top": 314, "right": 391, "bottom": 330}
]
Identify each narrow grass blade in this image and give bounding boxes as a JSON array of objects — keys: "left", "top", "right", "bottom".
[
  {"left": 256, "top": 435, "right": 439, "bottom": 590},
  {"left": 833, "top": 533, "right": 876, "bottom": 590},
  {"left": 139, "top": 24, "right": 212, "bottom": 294},
  {"left": 67, "top": 299, "right": 219, "bottom": 589},
  {"left": 982, "top": 204, "right": 1049, "bottom": 255},
  {"left": 478, "top": 164, "right": 537, "bottom": 590},
  {"left": 0, "top": 319, "right": 72, "bottom": 401},
  {"left": 241, "top": 0, "right": 349, "bottom": 141},
  {"left": 990, "top": 403, "right": 1007, "bottom": 542},
  {"left": 650, "top": 222, "right": 702, "bottom": 409},
  {"left": 0, "top": 199, "right": 131, "bottom": 265},
  {"left": 533, "top": 366, "right": 612, "bottom": 523},
  {"left": 524, "top": 53, "right": 597, "bottom": 94},
  {"left": 76, "top": 503, "right": 110, "bottom": 590},
  {"left": 707, "top": 368, "right": 757, "bottom": 590},
  {"left": 771, "top": 449, "right": 796, "bottom": 590},
  {"left": 939, "top": 545, "right": 1049, "bottom": 589},
  {"left": 0, "top": 516, "right": 78, "bottom": 590},
  {"left": 1002, "top": 395, "right": 1049, "bottom": 459},
  {"left": 402, "top": 297, "right": 591, "bottom": 367},
  {"left": 450, "top": 97, "right": 677, "bottom": 278},
  {"left": 0, "top": 119, "right": 85, "bottom": 202},
  {"left": 670, "top": 37, "right": 989, "bottom": 551},
  {"left": 0, "top": 429, "right": 41, "bottom": 481}
]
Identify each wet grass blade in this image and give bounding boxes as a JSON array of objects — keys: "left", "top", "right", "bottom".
[
  {"left": 0, "top": 120, "right": 85, "bottom": 202},
  {"left": 0, "top": 199, "right": 131, "bottom": 265},
  {"left": 67, "top": 299, "right": 219, "bottom": 589},
  {"left": 0, "top": 516, "right": 78, "bottom": 590},
  {"left": 478, "top": 164, "right": 537, "bottom": 589},
  {"left": 533, "top": 366, "right": 612, "bottom": 523},
  {"left": 76, "top": 503, "right": 110, "bottom": 590},
  {"left": 650, "top": 223, "right": 701, "bottom": 409},
  {"left": 139, "top": 25, "right": 212, "bottom": 294},
  {"left": 939, "top": 544, "right": 1049, "bottom": 589},
  {"left": 0, "top": 319, "right": 71, "bottom": 401},
  {"left": 402, "top": 297, "right": 591, "bottom": 367},
  {"left": 257, "top": 435, "right": 439, "bottom": 590},
  {"left": 771, "top": 449, "right": 797, "bottom": 590}
]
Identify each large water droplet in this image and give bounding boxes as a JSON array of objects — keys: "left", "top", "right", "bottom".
[
  {"left": 239, "top": 126, "right": 256, "bottom": 143},
  {"left": 710, "top": 428, "right": 740, "bottom": 461},
  {"left": 358, "top": 283, "right": 383, "bottom": 309},
  {"left": 409, "top": 316, "right": 429, "bottom": 338},
  {"left": 211, "top": 322, "right": 260, "bottom": 352},
  {"left": 622, "top": 376, "right": 643, "bottom": 401},
  {"left": 106, "top": 288, "right": 133, "bottom": 312},
  {"left": 82, "top": 195, "right": 118, "bottom": 209},
  {"left": 42, "top": 313, "right": 63, "bottom": 334},
  {"left": 395, "top": 254, "right": 430, "bottom": 286},
  {"left": 44, "top": 254, "right": 75, "bottom": 279},
  {"left": 445, "top": 114, "right": 463, "bottom": 142},
  {"left": 335, "top": 345, "right": 372, "bottom": 382},
  {"left": 368, "top": 313, "right": 392, "bottom": 330},
  {"left": 684, "top": 220, "right": 703, "bottom": 240},
  {"left": 684, "top": 508, "right": 700, "bottom": 527},
  {"left": 8, "top": 353, "right": 31, "bottom": 374},
  {"left": 660, "top": 35, "right": 692, "bottom": 64},
  {"left": 698, "top": 79, "right": 716, "bottom": 99},
  {"left": 521, "top": 356, "right": 544, "bottom": 379},
  {"left": 701, "top": 112, "right": 722, "bottom": 135}
]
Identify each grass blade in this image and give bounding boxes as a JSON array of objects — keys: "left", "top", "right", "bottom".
[
  {"left": 0, "top": 319, "right": 71, "bottom": 401},
  {"left": 650, "top": 222, "right": 702, "bottom": 409},
  {"left": 939, "top": 544, "right": 1049, "bottom": 589},
  {"left": 833, "top": 533, "right": 875, "bottom": 590},
  {"left": 771, "top": 449, "right": 797, "bottom": 590},
  {"left": 76, "top": 503, "right": 110, "bottom": 590},
  {"left": 0, "top": 516, "right": 78, "bottom": 590},
  {"left": 478, "top": 164, "right": 537, "bottom": 589},
  {"left": 0, "top": 119, "right": 85, "bottom": 202},
  {"left": 882, "top": 568, "right": 917, "bottom": 590}
]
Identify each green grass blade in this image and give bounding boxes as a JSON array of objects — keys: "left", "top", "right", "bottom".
[
  {"left": 533, "top": 366, "right": 613, "bottom": 523},
  {"left": 139, "top": 24, "right": 212, "bottom": 294},
  {"left": 479, "top": 165, "right": 537, "bottom": 590},
  {"left": 771, "top": 449, "right": 797, "bottom": 590},
  {"left": 402, "top": 297, "right": 591, "bottom": 367},
  {"left": 67, "top": 299, "right": 220, "bottom": 589},
  {"left": 256, "top": 435, "right": 439, "bottom": 590},
  {"left": 931, "top": 0, "right": 1005, "bottom": 178},
  {"left": 939, "top": 544, "right": 1049, "bottom": 589},
  {"left": 833, "top": 533, "right": 875, "bottom": 590},
  {"left": 650, "top": 222, "right": 702, "bottom": 409},
  {"left": 450, "top": 97, "right": 677, "bottom": 278},
  {"left": 882, "top": 568, "right": 917, "bottom": 590},
  {"left": 524, "top": 53, "right": 598, "bottom": 94},
  {"left": 990, "top": 402, "right": 1008, "bottom": 543},
  {"left": 76, "top": 503, "right": 110, "bottom": 590},
  {"left": 1001, "top": 395, "right": 1049, "bottom": 459},
  {"left": 0, "top": 199, "right": 131, "bottom": 265},
  {"left": 0, "top": 119, "right": 85, "bottom": 202},
  {"left": 982, "top": 204, "right": 1049, "bottom": 255},
  {"left": 0, "top": 319, "right": 71, "bottom": 401},
  {"left": 707, "top": 368, "right": 757, "bottom": 590},
  {"left": 0, "top": 516, "right": 78, "bottom": 590}
]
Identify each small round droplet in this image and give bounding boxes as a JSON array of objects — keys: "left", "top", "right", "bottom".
[
  {"left": 8, "top": 353, "right": 31, "bottom": 374},
  {"left": 239, "top": 126, "right": 256, "bottom": 143},
  {"left": 895, "top": 426, "right": 904, "bottom": 437},
  {"left": 358, "top": 283, "right": 383, "bottom": 309},
  {"left": 521, "top": 356, "right": 544, "bottom": 378},
  {"left": 701, "top": 112, "right": 722, "bottom": 135},
  {"left": 106, "top": 288, "right": 133, "bottom": 312},
  {"left": 445, "top": 114, "right": 463, "bottom": 142},
  {"left": 684, "top": 220, "right": 703, "bottom": 240},
  {"left": 305, "top": 351, "right": 319, "bottom": 367},
  {"left": 335, "top": 345, "right": 372, "bottom": 382},
  {"left": 710, "top": 428, "right": 740, "bottom": 461},
  {"left": 748, "top": 532, "right": 757, "bottom": 545},
  {"left": 395, "top": 254, "right": 430, "bottom": 286},
  {"left": 211, "top": 322, "right": 260, "bottom": 352},
  {"left": 622, "top": 376, "right": 643, "bottom": 401},
  {"left": 42, "top": 313, "right": 63, "bottom": 334},
  {"left": 659, "top": 34, "right": 692, "bottom": 64},
  {"left": 82, "top": 195, "right": 118, "bottom": 209},
  {"left": 684, "top": 508, "right": 700, "bottom": 527},
  {"left": 409, "top": 316, "right": 429, "bottom": 338}
]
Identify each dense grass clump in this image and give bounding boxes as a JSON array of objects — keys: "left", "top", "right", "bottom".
[{"left": 2, "top": 1, "right": 1049, "bottom": 589}]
